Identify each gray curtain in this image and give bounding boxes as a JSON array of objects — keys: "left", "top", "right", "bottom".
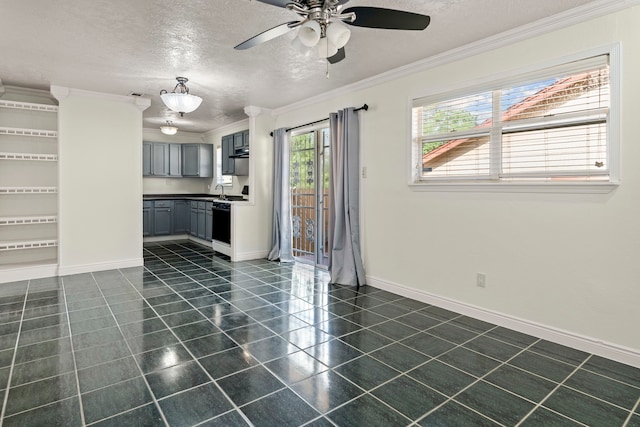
[
  {"left": 268, "top": 128, "right": 294, "bottom": 262},
  {"left": 328, "top": 108, "right": 366, "bottom": 286}
]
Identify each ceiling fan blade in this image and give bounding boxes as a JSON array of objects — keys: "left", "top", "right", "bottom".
[
  {"left": 253, "top": 0, "right": 293, "bottom": 8},
  {"left": 234, "top": 21, "right": 299, "bottom": 50},
  {"left": 327, "top": 47, "right": 346, "bottom": 64},
  {"left": 342, "top": 7, "right": 430, "bottom": 30}
]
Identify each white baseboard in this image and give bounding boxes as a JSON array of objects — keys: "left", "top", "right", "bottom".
[
  {"left": 0, "top": 263, "right": 59, "bottom": 284},
  {"left": 58, "top": 258, "right": 143, "bottom": 277},
  {"left": 366, "top": 275, "right": 640, "bottom": 368},
  {"left": 233, "top": 250, "right": 269, "bottom": 262},
  {"left": 143, "top": 235, "right": 189, "bottom": 243}
]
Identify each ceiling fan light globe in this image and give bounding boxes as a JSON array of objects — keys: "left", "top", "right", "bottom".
[
  {"left": 316, "top": 37, "right": 338, "bottom": 58},
  {"left": 326, "top": 21, "right": 351, "bottom": 49},
  {"left": 160, "top": 92, "right": 203, "bottom": 115},
  {"left": 298, "top": 20, "right": 321, "bottom": 47},
  {"left": 291, "top": 37, "right": 314, "bottom": 56}
]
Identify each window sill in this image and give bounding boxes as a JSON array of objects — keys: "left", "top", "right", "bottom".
[{"left": 408, "top": 181, "right": 619, "bottom": 194}]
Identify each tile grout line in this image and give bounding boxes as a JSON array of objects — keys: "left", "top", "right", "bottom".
[
  {"left": 150, "top": 242, "right": 336, "bottom": 425},
  {"left": 117, "top": 263, "right": 256, "bottom": 427},
  {"left": 0, "top": 280, "right": 30, "bottom": 423},
  {"left": 622, "top": 397, "right": 640, "bottom": 427},
  {"left": 411, "top": 333, "right": 545, "bottom": 426},
  {"left": 88, "top": 272, "right": 171, "bottom": 427},
  {"left": 60, "top": 275, "right": 88, "bottom": 426},
  {"left": 514, "top": 355, "right": 593, "bottom": 427},
  {"left": 147, "top": 242, "right": 640, "bottom": 427},
  {"left": 154, "top": 242, "right": 496, "bottom": 425}
]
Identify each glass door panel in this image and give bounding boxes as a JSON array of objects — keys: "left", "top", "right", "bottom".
[{"left": 290, "top": 128, "right": 330, "bottom": 268}]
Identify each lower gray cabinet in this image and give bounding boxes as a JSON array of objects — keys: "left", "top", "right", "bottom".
[
  {"left": 190, "top": 201, "right": 198, "bottom": 237},
  {"left": 153, "top": 200, "right": 173, "bottom": 235},
  {"left": 205, "top": 202, "right": 213, "bottom": 241},
  {"left": 144, "top": 198, "right": 212, "bottom": 242},
  {"left": 143, "top": 201, "right": 152, "bottom": 237},
  {"left": 197, "top": 201, "right": 206, "bottom": 240},
  {"left": 173, "top": 200, "right": 189, "bottom": 234}
]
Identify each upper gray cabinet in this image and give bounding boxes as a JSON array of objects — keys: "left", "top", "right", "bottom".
[
  {"left": 221, "top": 135, "right": 234, "bottom": 175},
  {"left": 168, "top": 144, "right": 182, "bottom": 177},
  {"left": 182, "top": 144, "right": 213, "bottom": 178},
  {"left": 143, "top": 141, "right": 182, "bottom": 177},
  {"left": 143, "top": 142, "right": 152, "bottom": 176},
  {"left": 143, "top": 142, "right": 211, "bottom": 178},
  {"left": 152, "top": 143, "right": 169, "bottom": 176},
  {"left": 221, "top": 130, "right": 249, "bottom": 176}
]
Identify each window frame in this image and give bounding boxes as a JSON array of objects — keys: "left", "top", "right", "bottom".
[{"left": 408, "top": 44, "right": 620, "bottom": 194}]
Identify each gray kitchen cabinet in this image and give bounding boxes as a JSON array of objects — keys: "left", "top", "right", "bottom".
[
  {"left": 143, "top": 201, "right": 153, "bottom": 236},
  {"left": 143, "top": 142, "right": 183, "bottom": 177},
  {"left": 242, "top": 130, "right": 249, "bottom": 149},
  {"left": 197, "top": 201, "right": 206, "bottom": 240},
  {"left": 168, "top": 144, "right": 182, "bottom": 177},
  {"left": 153, "top": 200, "right": 172, "bottom": 235},
  {"left": 221, "top": 131, "right": 249, "bottom": 176},
  {"left": 182, "top": 144, "right": 213, "bottom": 177},
  {"left": 233, "top": 132, "right": 244, "bottom": 149},
  {"left": 221, "top": 135, "right": 234, "bottom": 175},
  {"left": 143, "top": 142, "right": 152, "bottom": 176},
  {"left": 190, "top": 201, "right": 198, "bottom": 237},
  {"left": 152, "top": 143, "right": 169, "bottom": 176},
  {"left": 205, "top": 202, "right": 213, "bottom": 241},
  {"left": 173, "top": 200, "right": 190, "bottom": 234}
]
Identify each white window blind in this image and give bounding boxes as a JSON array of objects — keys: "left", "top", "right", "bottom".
[{"left": 412, "top": 55, "right": 611, "bottom": 184}]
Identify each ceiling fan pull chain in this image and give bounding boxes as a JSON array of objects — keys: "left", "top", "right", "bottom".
[{"left": 326, "top": 59, "right": 330, "bottom": 79}]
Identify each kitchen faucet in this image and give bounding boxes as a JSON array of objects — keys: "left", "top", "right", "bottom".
[{"left": 214, "top": 184, "right": 226, "bottom": 200}]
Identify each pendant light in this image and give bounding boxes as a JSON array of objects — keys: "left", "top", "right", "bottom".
[
  {"left": 160, "top": 121, "right": 178, "bottom": 135},
  {"left": 160, "top": 77, "right": 203, "bottom": 117}
]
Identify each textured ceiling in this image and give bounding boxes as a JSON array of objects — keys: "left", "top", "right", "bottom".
[{"left": 0, "top": 0, "right": 598, "bottom": 133}]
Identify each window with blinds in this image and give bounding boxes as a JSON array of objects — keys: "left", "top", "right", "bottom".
[{"left": 412, "top": 54, "right": 612, "bottom": 186}]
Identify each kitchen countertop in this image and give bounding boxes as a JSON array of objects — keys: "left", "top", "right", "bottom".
[{"left": 143, "top": 194, "right": 248, "bottom": 203}]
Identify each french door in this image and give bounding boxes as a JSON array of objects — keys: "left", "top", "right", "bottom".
[{"left": 290, "top": 127, "right": 331, "bottom": 268}]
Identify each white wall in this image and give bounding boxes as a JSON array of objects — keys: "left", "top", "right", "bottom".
[
  {"left": 272, "top": 6, "right": 640, "bottom": 361},
  {"left": 142, "top": 128, "right": 207, "bottom": 195},
  {"left": 54, "top": 87, "right": 149, "bottom": 274}
]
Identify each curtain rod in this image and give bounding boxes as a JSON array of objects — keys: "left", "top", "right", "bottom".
[{"left": 270, "top": 104, "right": 368, "bottom": 137}]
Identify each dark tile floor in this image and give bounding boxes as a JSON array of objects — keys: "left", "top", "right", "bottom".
[{"left": 0, "top": 241, "right": 638, "bottom": 426}]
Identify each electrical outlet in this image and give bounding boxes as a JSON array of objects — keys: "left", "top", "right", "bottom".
[
  {"left": 361, "top": 166, "right": 367, "bottom": 178},
  {"left": 477, "top": 273, "right": 486, "bottom": 288}
]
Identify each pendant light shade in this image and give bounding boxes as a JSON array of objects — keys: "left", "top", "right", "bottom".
[
  {"left": 160, "top": 77, "right": 202, "bottom": 117},
  {"left": 326, "top": 21, "right": 351, "bottom": 49},
  {"left": 160, "top": 121, "right": 178, "bottom": 135}
]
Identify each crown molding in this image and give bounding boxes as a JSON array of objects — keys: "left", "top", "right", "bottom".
[
  {"left": 273, "top": 0, "right": 640, "bottom": 116},
  {"left": 50, "top": 85, "right": 151, "bottom": 111},
  {"left": 203, "top": 117, "right": 250, "bottom": 138},
  {"left": 0, "top": 84, "right": 55, "bottom": 99}
]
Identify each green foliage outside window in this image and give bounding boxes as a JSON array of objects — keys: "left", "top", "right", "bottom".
[{"left": 422, "top": 109, "right": 477, "bottom": 155}]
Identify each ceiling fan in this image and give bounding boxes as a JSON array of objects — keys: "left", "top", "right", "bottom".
[{"left": 235, "top": 0, "right": 430, "bottom": 64}]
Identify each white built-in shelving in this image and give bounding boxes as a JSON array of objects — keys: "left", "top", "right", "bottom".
[
  {"left": 0, "top": 152, "right": 57, "bottom": 161},
  {"left": 0, "top": 187, "right": 57, "bottom": 194},
  {"left": 0, "top": 99, "right": 58, "bottom": 113},
  {"left": 0, "top": 91, "right": 59, "bottom": 272},
  {"left": 0, "top": 240, "right": 57, "bottom": 251},
  {"left": 0, "top": 127, "right": 57, "bottom": 138},
  {"left": 0, "top": 216, "right": 57, "bottom": 226}
]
